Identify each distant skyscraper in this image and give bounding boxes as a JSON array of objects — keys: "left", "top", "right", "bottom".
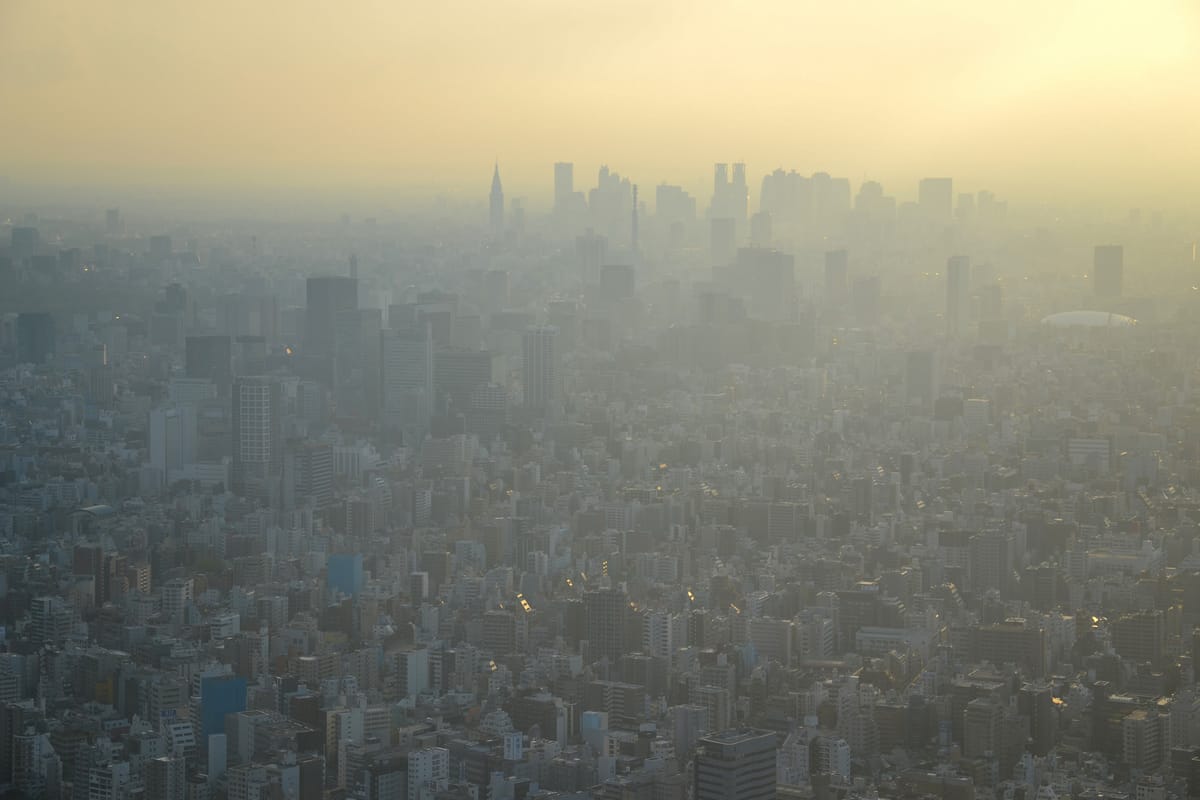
[
  {"left": 381, "top": 324, "right": 435, "bottom": 441},
  {"left": 305, "top": 276, "right": 358, "bottom": 358},
  {"left": 185, "top": 335, "right": 233, "bottom": 394},
  {"left": 824, "top": 250, "right": 849, "bottom": 306},
  {"left": 554, "top": 162, "right": 574, "bottom": 212},
  {"left": 710, "top": 218, "right": 737, "bottom": 267},
  {"left": 918, "top": 177, "right": 954, "bottom": 222},
  {"left": 904, "top": 350, "right": 939, "bottom": 412},
  {"left": 1094, "top": 245, "right": 1123, "bottom": 298},
  {"left": 946, "top": 255, "right": 970, "bottom": 336},
  {"left": 711, "top": 162, "right": 748, "bottom": 224},
  {"left": 693, "top": 729, "right": 777, "bottom": 800},
  {"left": 231, "top": 376, "right": 283, "bottom": 504},
  {"left": 522, "top": 325, "right": 559, "bottom": 413},
  {"left": 576, "top": 230, "right": 607, "bottom": 285},
  {"left": 15, "top": 312, "right": 55, "bottom": 365},
  {"left": 584, "top": 587, "right": 628, "bottom": 664},
  {"left": 489, "top": 163, "right": 504, "bottom": 233}
]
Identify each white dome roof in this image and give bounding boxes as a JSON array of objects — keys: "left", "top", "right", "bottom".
[{"left": 1040, "top": 310, "right": 1137, "bottom": 328}]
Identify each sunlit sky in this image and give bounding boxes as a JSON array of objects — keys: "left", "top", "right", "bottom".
[{"left": 3, "top": 0, "right": 1198, "bottom": 208}]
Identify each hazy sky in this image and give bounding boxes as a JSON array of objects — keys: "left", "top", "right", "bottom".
[{"left": 3, "top": 0, "right": 1198, "bottom": 207}]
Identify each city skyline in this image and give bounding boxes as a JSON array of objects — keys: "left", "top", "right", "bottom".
[{"left": 3, "top": 1, "right": 1199, "bottom": 209}]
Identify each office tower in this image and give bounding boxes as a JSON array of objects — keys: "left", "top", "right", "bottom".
[
  {"left": 584, "top": 587, "right": 628, "bottom": 664},
  {"left": 434, "top": 348, "right": 495, "bottom": 412},
  {"left": 554, "top": 162, "right": 574, "bottom": 212},
  {"left": 408, "top": 747, "right": 449, "bottom": 800},
  {"left": 289, "top": 441, "right": 334, "bottom": 509},
  {"left": 149, "top": 405, "right": 197, "bottom": 485},
  {"left": 1112, "top": 610, "right": 1165, "bottom": 668},
  {"left": 1018, "top": 684, "right": 1057, "bottom": 756},
  {"left": 693, "top": 729, "right": 777, "bottom": 800},
  {"left": 904, "top": 350, "right": 939, "bottom": 412},
  {"left": 489, "top": 163, "right": 504, "bottom": 232},
  {"left": 731, "top": 163, "right": 748, "bottom": 223},
  {"left": 945, "top": 255, "right": 970, "bottom": 336},
  {"left": 185, "top": 335, "right": 233, "bottom": 394},
  {"left": 522, "top": 325, "right": 559, "bottom": 414},
  {"left": 824, "top": 250, "right": 849, "bottom": 306},
  {"left": 656, "top": 183, "right": 697, "bottom": 230},
  {"left": 969, "top": 619, "right": 1047, "bottom": 677},
  {"left": 979, "top": 283, "right": 1003, "bottom": 321},
  {"left": 468, "top": 383, "right": 509, "bottom": 441},
  {"left": 710, "top": 218, "right": 737, "bottom": 267},
  {"left": 145, "top": 756, "right": 186, "bottom": 800},
  {"left": 328, "top": 554, "right": 365, "bottom": 598},
  {"left": 105, "top": 208, "right": 122, "bottom": 235},
  {"left": 576, "top": 230, "right": 607, "bottom": 285},
  {"left": 969, "top": 531, "right": 1013, "bottom": 595},
  {"left": 231, "top": 377, "right": 283, "bottom": 504},
  {"left": 334, "top": 307, "right": 383, "bottom": 418},
  {"left": 711, "top": 162, "right": 749, "bottom": 225},
  {"left": 305, "top": 276, "right": 358, "bottom": 358},
  {"left": 15, "top": 312, "right": 55, "bottom": 364},
  {"left": 199, "top": 674, "right": 247, "bottom": 740},
  {"left": 381, "top": 324, "right": 434, "bottom": 441},
  {"left": 1094, "top": 245, "right": 1123, "bottom": 298},
  {"left": 918, "top": 177, "right": 953, "bottom": 222},
  {"left": 749, "top": 212, "right": 771, "bottom": 247}
]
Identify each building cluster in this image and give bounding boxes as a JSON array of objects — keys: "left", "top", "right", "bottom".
[{"left": 0, "top": 165, "right": 1197, "bottom": 800}]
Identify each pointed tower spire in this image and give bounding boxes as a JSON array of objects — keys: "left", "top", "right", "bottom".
[{"left": 489, "top": 162, "right": 505, "bottom": 233}]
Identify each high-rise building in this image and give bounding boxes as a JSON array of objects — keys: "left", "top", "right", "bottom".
[
  {"left": 918, "top": 178, "right": 953, "bottom": 222},
  {"left": 381, "top": 324, "right": 434, "bottom": 441},
  {"left": 969, "top": 531, "right": 1012, "bottom": 595},
  {"left": 289, "top": 441, "right": 334, "bottom": 509},
  {"left": 231, "top": 376, "right": 283, "bottom": 504},
  {"left": 199, "top": 674, "right": 247, "bottom": 740},
  {"left": 145, "top": 756, "right": 186, "bottom": 800},
  {"left": 945, "top": 255, "right": 970, "bottom": 336},
  {"left": 522, "top": 325, "right": 559, "bottom": 414},
  {"left": 824, "top": 250, "right": 849, "bottom": 307},
  {"left": 1112, "top": 610, "right": 1165, "bottom": 668},
  {"left": 407, "top": 747, "right": 449, "bottom": 800},
  {"left": 185, "top": 335, "right": 233, "bottom": 394},
  {"left": 1094, "top": 244, "right": 1123, "bottom": 298},
  {"left": 693, "top": 729, "right": 777, "bottom": 800},
  {"left": 489, "top": 163, "right": 504, "bottom": 232},
  {"left": 305, "top": 276, "right": 358, "bottom": 359},
  {"left": 584, "top": 587, "right": 628, "bottom": 664},
  {"left": 333, "top": 307, "right": 383, "bottom": 418},
  {"left": 149, "top": 405, "right": 198, "bottom": 486},
  {"left": 434, "top": 348, "right": 496, "bottom": 412},
  {"left": 904, "top": 350, "right": 939, "bottom": 412},
  {"left": 710, "top": 218, "right": 737, "bottom": 267},
  {"left": 16, "top": 312, "right": 55, "bottom": 365}
]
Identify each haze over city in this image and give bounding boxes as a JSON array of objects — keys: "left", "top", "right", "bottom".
[
  {"left": 3, "top": 0, "right": 1200, "bottom": 209},
  {"left": 5, "top": 4, "right": 1200, "bottom": 800}
]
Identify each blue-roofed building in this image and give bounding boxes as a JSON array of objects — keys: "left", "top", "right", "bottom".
[
  {"left": 328, "top": 553, "right": 365, "bottom": 598},
  {"left": 199, "top": 675, "right": 247, "bottom": 739}
]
